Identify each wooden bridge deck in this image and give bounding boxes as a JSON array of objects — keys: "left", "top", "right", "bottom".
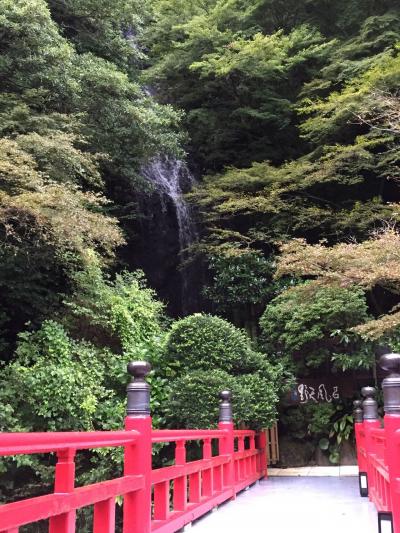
[{"left": 191, "top": 477, "right": 377, "bottom": 532}]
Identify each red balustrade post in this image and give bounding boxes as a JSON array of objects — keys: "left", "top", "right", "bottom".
[
  {"left": 202, "top": 438, "right": 213, "bottom": 498},
  {"left": 93, "top": 499, "right": 116, "bottom": 533},
  {"left": 49, "top": 448, "right": 76, "bottom": 533},
  {"left": 353, "top": 400, "right": 368, "bottom": 496},
  {"left": 174, "top": 441, "right": 187, "bottom": 511},
  {"left": 123, "top": 362, "right": 152, "bottom": 533},
  {"left": 380, "top": 353, "right": 400, "bottom": 533},
  {"left": 361, "top": 386, "right": 380, "bottom": 502},
  {"left": 257, "top": 431, "right": 267, "bottom": 479},
  {"left": 218, "top": 391, "right": 236, "bottom": 499}
]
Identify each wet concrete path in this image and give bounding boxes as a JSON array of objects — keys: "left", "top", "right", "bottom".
[{"left": 192, "top": 477, "right": 377, "bottom": 533}]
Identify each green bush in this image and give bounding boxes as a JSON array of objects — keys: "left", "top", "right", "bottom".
[
  {"left": 167, "top": 370, "right": 235, "bottom": 428},
  {"left": 67, "top": 261, "right": 165, "bottom": 359},
  {"left": 1, "top": 321, "right": 115, "bottom": 433},
  {"left": 279, "top": 402, "right": 354, "bottom": 464},
  {"left": 163, "top": 313, "right": 260, "bottom": 375},
  {"left": 162, "top": 313, "right": 291, "bottom": 429},
  {"left": 167, "top": 369, "right": 278, "bottom": 430}
]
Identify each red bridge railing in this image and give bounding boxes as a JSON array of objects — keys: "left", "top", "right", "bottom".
[
  {"left": 0, "top": 362, "right": 267, "bottom": 532},
  {"left": 354, "top": 353, "right": 400, "bottom": 533}
]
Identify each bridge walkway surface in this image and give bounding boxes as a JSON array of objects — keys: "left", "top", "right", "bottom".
[{"left": 191, "top": 476, "right": 377, "bottom": 533}]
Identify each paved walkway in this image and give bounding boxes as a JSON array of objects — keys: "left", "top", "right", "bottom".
[
  {"left": 191, "top": 477, "right": 377, "bottom": 533},
  {"left": 268, "top": 465, "right": 359, "bottom": 476}
]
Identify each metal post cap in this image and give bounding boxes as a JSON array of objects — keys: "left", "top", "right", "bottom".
[
  {"left": 127, "top": 361, "right": 151, "bottom": 379},
  {"left": 220, "top": 390, "right": 232, "bottom": 402},
  {"left": 126, "top": 361, "right": 151, "bottom": 417},
  {"left": 219, "top": 390, "right": 233, "bottom": 423},
  {"left": 361, "top": 386, "right": 378, "bottom": 420},
  {"left": 379, "top": 353, "right": 400, "bottom": 415},
  {"left": 353, "top": 400, "right": 363, "bottom": 423},
  {"left": 361, "top": 386, "right": 375, "bottom": 397},
  {"left": 361, "top": 387, "right": 379, "bottom": 420}
]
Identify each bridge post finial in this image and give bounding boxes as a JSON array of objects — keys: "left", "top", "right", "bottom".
[
  {"left": 361, "top": 386, "right": 378, "bottom": 420},
  {"left": 219, "top": 390, "right": 232, "bottom": 423},
  {"left": 126, "top": 361, "right": 151, "bottom": 417},
  {"left": 380, "top": 353, "right": 400, "bottom": 415},
  {"left": 353, "top": 400, "right": 363, "bottom": 423}
]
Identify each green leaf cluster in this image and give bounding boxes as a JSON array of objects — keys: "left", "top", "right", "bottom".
[
  {"left": 260, "top": 284, "right": 373, "bottom": 371},
  {"left": 163, "top": 313, "right": 290, "bottom": 429}
]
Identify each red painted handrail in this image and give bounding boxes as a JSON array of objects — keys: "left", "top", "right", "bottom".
[
  {"left": 353, "top": 356, "right": 400, "bottom": 532},
  {"left": 355, "top": 412, "right": 400, "bottom": 531},
  {"left": 0, "top": 430, "right": 139, "bottom": 455},
  {"left": 0, "top": 419, "right": 268, "bottom": 533},
  {"left": 151, "top": 429, "right": 227, "bottom": 443}
]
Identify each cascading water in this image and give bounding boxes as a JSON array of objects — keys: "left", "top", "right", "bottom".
[
  {"left": 142, "top": 157, "right": 198, "bottom": 313},
  {"left": 123, "top": 27, "right": 199, "bottom": 313}
]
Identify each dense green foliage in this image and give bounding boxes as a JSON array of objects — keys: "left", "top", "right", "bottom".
[
  {"left": 276, "top": 229, "right": 400, "bottom": 340},
  {"left": 145, "top": 0, "right": 400, "bottom": 366},
  {"left": 0, "top": 269, "right": 169, "bottom": 500},
  {"left": 164, "top": 314, "right": 286, "bottom": 429},
  {"left": 0, "top": 0, "right": 181, "bottom": 354},
  {"left": 165, "top": 313, "right": 261, "bottom": 374},
  {"left": 168, "top": 369, "right": 279, "bottom": 430},
  {"left": 260, "top": 284, "right": 373, "bottom": 372},
  {"left": 280, "top": 402, "right": 354, "bottom": 464},
  {"left": 1, "top": 0, "right": 400, "bottom": 487}
]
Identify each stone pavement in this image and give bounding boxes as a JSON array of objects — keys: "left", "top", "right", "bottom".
[
  {"left": 191, "top": 477, "right": 377, "bottom": 533},
  {"left": 268, "top": 465, "right": 359, "bottom": 476}
]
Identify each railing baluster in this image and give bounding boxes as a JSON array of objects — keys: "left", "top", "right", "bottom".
[
  {"left": 238, "top": 437, "right": 245, "bottom": 480},
  {"left": 189, "top": 472, "right": 201, "bottom": 503},
  {"left": 249, "top": 435, "right": 255, "bottom": 475},
  {"left": 173, "top": 441, "right": 187, "bottom": 512},
  {"left": 214, "top": 464, "right": 223, "bottom": 492},
  {"left": 93, "top": 498, "right": 116, "bottom": 532},
  {"left": 202, "top": 438, "right": 213, "bottom": 497},
  {"left": 154, "top": 481, "right": 170, "bottom": 521}
]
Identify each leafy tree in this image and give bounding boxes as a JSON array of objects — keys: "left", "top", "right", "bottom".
[
  {"left": 48, "top": 0, "right": 151, "bottom": 71},
  {"left": 260, "top": 283, "right": 373, "bottom": 371},
  {"left": 276, "top": 228, "right": 400, "bottom": 341},
  {"left": 66, "top": 259, "right": 166, "bottom": 359},
  {"left": 0, "top": 138, "right": 124, "bottom": 352},
  {"left": 0, "top": 0, "right": 183, "bottom": 352},
  {"left": 203, "top": 249, "right": 274, "bottom": 308},
  {"left": 202, "top": 248, "right": 276, "bottom": 335},
  {"left": 146, "top": 10, "right": 332, "bottom": 169}
]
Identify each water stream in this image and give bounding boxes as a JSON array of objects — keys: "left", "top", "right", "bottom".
[{"left": 142, "top": 157, "right": 198, "bottom": 312}]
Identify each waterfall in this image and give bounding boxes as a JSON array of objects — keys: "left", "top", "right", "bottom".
[{"left": 142, "top": 157, "right": 197, "bottom": 312}]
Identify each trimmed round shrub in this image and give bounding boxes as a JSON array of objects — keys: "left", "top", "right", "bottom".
[
  {"left": 167, "top": 369, "right": 235, "bottom": 428},
  {"left": 164, "top": 313, "right": 259, "bottom": 375},
  {"left": 167, "top": 368, "right": 279, "bottom": 430}
]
